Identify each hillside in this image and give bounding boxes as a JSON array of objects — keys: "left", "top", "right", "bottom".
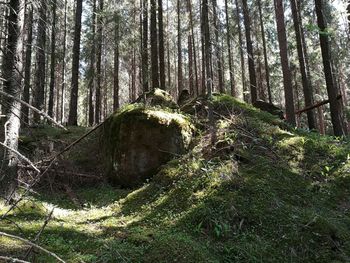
[{"left": 1, "top": 95, "right": 350, "bottom": 263}]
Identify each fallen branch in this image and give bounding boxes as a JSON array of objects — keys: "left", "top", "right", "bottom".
[
  {"left": 0, "top": 142, "right": 40, "bottom": 173},
  {"left": 0, "top": 231, "right": 66, "bottom": 263},
  {"left": 0, "top": 256, "right": 30, "bottom": 263},
  {"left": 0, "top": 90, "right": 67, "bottom": 130},
  {"left": 24, "top": 209, "right": 54, "bottom": 259},
  {"left": 295, "top": 94, "right": 342, "bottom": 115}
]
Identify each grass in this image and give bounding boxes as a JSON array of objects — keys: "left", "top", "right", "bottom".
[{"left": 1, "top": 95, "right": 350, "bottom": 262}]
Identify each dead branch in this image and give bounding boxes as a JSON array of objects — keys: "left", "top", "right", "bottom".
[
  {"left": 24, "top": 209, "right": 54, "bottom": 259},
  {"left": 0, "top": 256, "right": 30, "bottom": 263},
  {"left": 0, "top": 231, "right": 66, "bottom": 263},
  {"left": 0, "top": 90, "right": 67, "bottom": 130},
  {"left": 295, "top": 94, "right": 342, "bottom": 115},
  {"left": 0, "top": 142, "right": 40, "bottom": 173}
]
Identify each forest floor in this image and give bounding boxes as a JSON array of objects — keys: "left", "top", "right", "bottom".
[{"left": 1, "top": 95, "right": 350, "bottom": 262}]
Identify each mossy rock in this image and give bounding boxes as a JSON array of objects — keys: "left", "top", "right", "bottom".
[
  {"left": 135, "top": 88, "right": 179, "bottom": 109},
  {"left": 103, "top": 105, "right": 193, "bottom": 187}
]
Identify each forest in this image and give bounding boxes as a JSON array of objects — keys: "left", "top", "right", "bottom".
[{"left": 0, "top": 0, "right": 350, "bottom": 262}]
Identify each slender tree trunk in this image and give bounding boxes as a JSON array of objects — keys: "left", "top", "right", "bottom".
[
  {"left": 257, "top": 0, "right": 272, "bottom": 103},
  {"left": 224, "top": 0, "right": 235, "bottom": 96},
  {"left": 188, "top": 0, "right": 199, "bottom": 96},
  {"left": 347, "top": 0, "right": 350, "bottom": 33},
  {"left": 88, "top": 0, "right": 96, "bottom": 126},
  {"left": 60, "top": 0, "right": 67, "bottom": 124},
  {"left": 95, "top": 0, "right": 103, "bottom": 124},
  {"left": 33, "top": 1, "right": 47, "bottom": 123},
  {"left": 212, "top": 0, "right": 224, "bottom": 93},
  {"left": 235, "top": 0, "right": 246, "bottom": 101},
  {"left": 290, "top": 0, "right": 316, "bottom": 129},
  {"left": 202, "top": 0, "right": 212, "bottom": 96},
  {"left": 158, "top": 0, "right": 166, "bottom": 90},
  {"left": 188, "top": 34, "right": 194, "bottom": 95},
  {"left": 142, "top": 0, "right": 149, "bottom": 92},
  {"left": 48, "top": 0, "right": 57, "bottom": 118},
  {"left": 113, "top": 12, "right": 120, "bottom": 111},
  {"left": 68, "top": 0, "right": 83, "bottom": 126},
  {"left": 0, "top": 0, "right": 25, "bottom": 201},
  {"left": 274, "top": 0, "right": 296, "bottom": 126},
  {"left": 166, "top": 0, "right": 171, "bottom": 89},
  {"left": 315, "top": 0, "right": 344, "bottom": 136},
  {"left": 241, "top": 0, "right": 257, "bottom": 103},
  {"left": 177, "top": 0, "right": 183, "bottom": 94},
  {"left": 22, "top": 3, "right": 33, "bottom": 124},
  {"left": 150, "top": 0, "right": 159, "bottom": 89}
]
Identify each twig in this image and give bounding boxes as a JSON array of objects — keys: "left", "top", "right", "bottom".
[
  {"left": 0, "top": 231, "right": 66, "bottom": 263},
  {"left": 0, "top": 142, "right": 40, "bottom": 173},
  {"left": 0, "top": 256, "right": 30, "bottom": 263},
  {"left": 24, "top": 209, "right": 54, "bottom": 259},
  {"left": 0, "top": 90, "right": 67, "bottom": 130}
]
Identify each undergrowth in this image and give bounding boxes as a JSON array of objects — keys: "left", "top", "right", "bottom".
[{"left": 1, "top": 95, "right": 349, "bottom": 262}]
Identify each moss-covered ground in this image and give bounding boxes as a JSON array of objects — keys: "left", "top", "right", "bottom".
[{"left": 1, "top": 95, "right": 350, "bottom": 262}]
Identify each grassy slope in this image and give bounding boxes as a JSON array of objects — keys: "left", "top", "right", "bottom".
[{"left": 1, "top": 95, "right": 350, "bottom": 263}]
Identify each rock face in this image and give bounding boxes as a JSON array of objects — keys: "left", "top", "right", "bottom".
[{"left": 104, "top": 106, "right": 192, "bottom": 187}]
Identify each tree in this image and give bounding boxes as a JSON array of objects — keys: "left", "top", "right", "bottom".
[
  {"left": 314, "top": 0, "right": 344, "bottom": 136},
  {"left": 212, "top": 0, "right": 224, "bottom": 93},
  {"left": 274, "top": 0, "right": 296, "bottom": 126},
  {"left": 68, "top": 0, "right": 83, "bottom": 126},
  {"left": 0, "top": 0, "right": 25, "bottom": 201},
  {"left": 241, "top": 0, "right": 257, "bottom": 103},
  {"left": 60, "top": 0, "right": 68, "bottom": 123},
  {"left": 113, "top": 11, "right": 120, "bottom": 111},
  {"left": 22, "top": 2, "right": 33, "bottom": 124},
  {"left": 202, "top": 0, "right": 212, "bottom": 96},
  {"left": 188, "top": 0, "right": 199, "bottom": 96},
  {"left": 142, "top": 0, "right": 149, "bottom": 92},
  {"left": 347, "top": 0, "right": 350, "bottom": 32},
  {"left": 33, "top": 1, "right": 47, "bottom": 123},
  {"left": 95, "top": 0, "right": 104, "bottom": 124},
  {"left": 290, "top": 0, "right": 316, "bottom": 129},
  {"left": 177, "top": 0, "right": 183, "bottom": 93},
  {"left": 257, "top": 0, "right": 272, "bottom": 103},
  {"left": 150, "top": 0, "right": 159, "bottom": 89},
  {"left": 158, "top": 0, "right": 166, "bottom": 90},
  {"left": 224, "top": 0, "right": 235, "bottom": 96},
  {"left": 48, "top": 0, "right": 58, "bottom": 118},
  {"left": 235, "top": 0, "right": 246, "bottom": 101}
]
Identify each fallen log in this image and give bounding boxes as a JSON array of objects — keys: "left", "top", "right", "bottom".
[{"left": 295, "top": 94, "right": 342, "bottom": 115}]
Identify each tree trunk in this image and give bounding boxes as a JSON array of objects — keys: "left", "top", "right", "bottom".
[
  {"left": 241, "top": 0, "right": 257, "bottom": 103},
  {"left": 113, "top": 12, "right": 120, "bottom": 111},
  {"left": 347, "top": 0, "right": 350, "bottom": 33},
  {"left": 33, "top": 1, "right": 47, "bottom": 123},
  {"left": 150, "top": 0, "right": 159, "bottom": 89},
  {"left": 202, "top": 0, "right": 212, "bottom": 96},
  {"left": 0, "top": 0, "right": 25, "bottom": 201},
  {"left": 257, "top": 0, "right": 272, "bottom": 103},
  {"left": 212, "top": 0, "right": 224, "bottom": 93},
  {"left": 315, "top": 0, "right": 344, "bottom": 136},
  {"left": 177, "top": 0, "right": 183, "bottom": 94},
  {"left": 224, "top": 0, "right": 235, "bottom": 96},
  {"left": 290, "top": 0, "right": 316, "bottom": 130},
  {"left": 142, "top": 0, "right": 149, "bottom": 92},
  {"left": 68, "top": 0, "right": 83, "bottom": 126},
  {"left": 22, "top": 3, "right": 33, "bottom": 124},
  {"left": 60, "top": 0, "right": 67, "bottom": 124},
  {"left": 158, "top": 0, "right": 166, "bottom": 90},
  {"left": 48, "top": 0, "right": 57, "bottom": 118},
  {"left": 88, "top": 0, "right": 97, "bottom": 126},
  {"left": 235, "top": 0, "right": 246, "bottom": 101},
  {"left": 274, "top": 0, "right": 296, "bottom": 126},
  {"left": 188, "top": 0, "right": 199, "bottom": 96},
  {"left": 95, "top": 0, "right": 103, "bottom": 124}
]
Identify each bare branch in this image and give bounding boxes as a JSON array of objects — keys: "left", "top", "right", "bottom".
[{"left": 0, "top": 256, "right": 30, "bottom": 263}]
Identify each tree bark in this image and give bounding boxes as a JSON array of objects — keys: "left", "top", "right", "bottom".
[
  {"left": 224, "top": 0, "right": 235, "bottom": 96},
  {"left": 33, "top": 1, "right": 47, "bottom": 123},
  {"left": 68, "top": 0, "right": 83, "bottom": 126},
  {"left": 241, "top": 0, "right": 257, "bottom": 103},
  {"left": 48, "top": 0, "right": 57, "bottom": 118},
  {"left": 274, "top": 0, "right": 296, "bottom": 126},
  {"left": 150, "top": 0, "right": 159, "bottom": 89},
  {"left": 0, "top": 0, "right": 25, "bottom": 201},
  {"left": 290, "top": 0, "right": 316, "bottom": 129},
  {"left": 177, "top": 0, "right": 183, "bottom": 94},
  {"left": 88, "top": 0, "right": 96, "bottom": 126},
  {"left": 212, "top": 0, "right": 224, "bottom": 93},
  {"left": 188, "top": 0, "right": 199, "bottom": 96},
  {"left": 257, "top": 0, "right": 272, "bottom": 103},
  {"left": 60, "top": 0, "right": 67, "bottom": 124},
  {"left": 22, "top": 3, "right": 33, "bottom": 124},
  {"left": 95, "top": 0, "right": 103, "bottom": 124},
  {"left": 142, "top": 0, "right": 149, "bottom": 92},
  {"left": 113, "top": 12, "right": 120, "bottom": 111},
  {"left": 158, "top": 0, "right": 166, "bottom": 90},
  {"left": 235, "top": 0, "right": 246, "bottom": 101},
  {"left": 315, "top": 0, "right": 344, "bottom": 136},
  {"left": 202, "top": 0, "right": 212, "bottom": 96}
]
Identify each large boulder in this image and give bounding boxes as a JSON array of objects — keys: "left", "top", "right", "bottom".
[{"left": 103, "top": 105, "right": 193, "bottom": 187}]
